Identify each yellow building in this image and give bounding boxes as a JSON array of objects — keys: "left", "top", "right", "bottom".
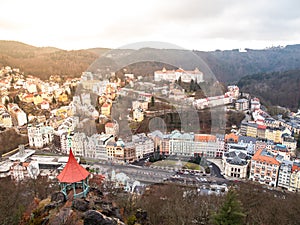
[
  {"left": 101, "top": 102, "right": 112, "bottom": 116},
  {"left": 133, "top": 108, "right": 144, "bottom": 122},
  {"left": 22, "top": 93, "right": 34, "bottom": 103},
  {"left": 265, "top": 128, "right": 275, "bottom": 142},
  {"left": 98, "top": 95, "right": 107, "bottom": 105},
  {"left": 58, "top": 93, "right": 68, "bottom": 103},
  {"left": 106, "top": 84, "right": 116, "bottom": 100},
  {"left": 106, "top": 138, "right": 136, "bottom": 163},
  {"left": 265, "top": 128, "right": 283, "bottom": 143},
  {"left": 274, "top": 129, "right": 282, "bottom": 143},
  {"left": 33, "top": 94, "right": 43, "bottom": 105},
  {"left": 246, "top": 123, "right": 258, "bottom": 138}
]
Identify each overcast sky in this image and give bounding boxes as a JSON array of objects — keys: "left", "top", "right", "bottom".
[{"left": 1, "top": 0, "right": 299, "bottom": 51}]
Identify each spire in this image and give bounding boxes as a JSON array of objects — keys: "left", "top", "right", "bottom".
[{"left": 57, "top": 149, "right": 90, "bottom": 183}]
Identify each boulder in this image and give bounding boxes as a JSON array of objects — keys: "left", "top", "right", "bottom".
[
  {"left": 84, "top": 210, "right": 125, "bottom": 225},
  {"left": 72, "top": 198, "right": 90, "bottom": 212},
  {"left": 51, "top": 191, "right": 66, "bottom": 203}
]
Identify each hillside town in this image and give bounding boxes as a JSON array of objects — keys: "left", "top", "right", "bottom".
[{"left": 0, "top": 65, "right": 300, "bottom": 194}]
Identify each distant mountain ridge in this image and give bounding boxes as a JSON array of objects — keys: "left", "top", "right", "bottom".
[{"left": 1, "top": 40, "right": 300, "bottom": 83}]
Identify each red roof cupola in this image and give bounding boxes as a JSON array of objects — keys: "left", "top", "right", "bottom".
[{"left": 57, "top": 149, "right": 90, "bottom": 183}]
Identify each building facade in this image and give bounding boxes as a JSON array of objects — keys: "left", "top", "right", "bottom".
[
  {"left": 249, "top": 149, "right": 280, "bottom": 187},
  {"left": 28, "top": 123, "right": 54, "bottom": 148}
]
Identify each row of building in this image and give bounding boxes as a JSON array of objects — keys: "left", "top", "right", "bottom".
[{"left": 222, "top": 145, "right": 300, "bottom": 192}]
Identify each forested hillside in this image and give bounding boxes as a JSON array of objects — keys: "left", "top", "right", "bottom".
[
  {"left": 237, "top": 70, "right": 300, "bottom": 111},
  {"left": 2, "top": 41, "right": 300, "bottom": 83},
  {"left": 196, "top": 45, "right": 300, "bottom": 82},
  {"left": 0, "top": 41, "right": 99, "bottom": 79}
]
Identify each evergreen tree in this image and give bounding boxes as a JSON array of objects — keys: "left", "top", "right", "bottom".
[
  {"left": 151, "top": 95, "right": 155, "bottom": 107},
  {"left": 14, "top": 95, "right": 20, "bottom": 104},
  {"left": 178, "top": 76, "right": 182, "bottom": 86},
  {"left": 190, "top": 79, "right": 195, "bottom": 92},
  {"left": 10, "top": 76, "right": 15, "bottom": 85},
  {"left": 52, "top": 97, "right": 57, "bottom": 104},
  {"left": 212, "top": 188, "right": 245, "bottom": 225},
  {"left": 4, "top": 98, "right": 9, "bottom": 107}
]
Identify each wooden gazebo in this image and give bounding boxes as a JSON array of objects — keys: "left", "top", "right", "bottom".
[{"left": 57, "top": 149, "right": 90, "bottom": 199}]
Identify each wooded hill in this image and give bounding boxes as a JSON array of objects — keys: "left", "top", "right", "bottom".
[
  {"left": 2, "top": 41, "right": 300, "bottom": 83},
  {"left": 0, "top": 41, "right": 105, "bottom": 80},
  {"left": 196, "top": 45, "right": 300, "bottom": 82},
  {"left": 237, "top": 69, "right": 300, "bottom": 111}
]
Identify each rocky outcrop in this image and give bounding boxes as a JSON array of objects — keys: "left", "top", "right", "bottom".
[
  {"left": 84, "top": 210, "right": 125, "bottom": 225},
  {"left": 72, "top": 199, "right": 90, "bottom": 212},
  {"left": 22, "top": 188, "right": 125, "bottom": 225}
]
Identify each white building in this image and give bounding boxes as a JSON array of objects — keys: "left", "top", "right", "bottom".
[
  {"left": 7, "top": 103, "right": 27, "bottom": 126},
  {"left": 282, "top": 136, "right": 297, "bottom": 153},
  {"left": 40, "top": 101, "right": 50, "bottom": 110},
  {"left": 235, "top": 98, "right": 249, "bottom": 111},
  {"left": 57, "top": 116, "right": 79, "bottom": 132},
  {"left": 96, "top": 134, "right": 114, "bottom": 160},
  {"left": 132, "top": 100, "right": 148, "bottom": 111},
  {"left": 132, "top": 133, "right": 154, "bottom": 160},
  {"left": 249, "top": 149, "right": 280, "bottom": 187},
  {"left": 154, "top": 67, "right": 204, "bottom": 83},
  {"left": 194, "top": 134, "right": 219, "bottom": 158},
  {"left": 289, "top": 163, "right": 300, "bottom": 192},
  {"left": 105, "top": 121, "right": 119, "bottom": 136},
  {"left": 277, "top": 160, "right": 293, "bottom": 189},
  {"left": 70, "top": 132, "right": 86, "bottom": 156},
  {"left": 169, "top": 130, "right": 195, "bottom": 156},
  {"left": 222, "top": 148, "right": 250, "bottom": 179},
  {"left": 0, "top": 104, "right": 12, "bottom": 127},
  {"left": 250, "top": 98, "right": 261, "bottom": 111},
  {"left": 84, "top": 133, "right": 114, "bottom": 160},
  {"left": 133, "top": 108, "right": 144, "bottom": 122},
  {"left": 59, "top": 131, "right": 114, "bottom": 161},
  {"left": 11, "top": 163, "right": 27, "bottom": 181},
  {"left": 27, "top": 123, "right": 54, "bottom": 148},
  {"left": 227, "top": 85, "right": 239, "bottom": 99}
]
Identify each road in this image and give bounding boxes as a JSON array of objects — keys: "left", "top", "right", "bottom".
[
  {"left": 208, "top": 161, "right": 225, "bottom": 179},
  {"left": 88, "top": 159, "right": 227, "bottom": 186},
  {"left": 90, "top": 161, "right": 174, "bottom": 184}
]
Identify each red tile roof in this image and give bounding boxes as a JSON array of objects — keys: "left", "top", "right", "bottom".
[
  {"left": 57, "top": 149, "right": 89, "bottom": 183},
  {"left": 257, "top": 125, "right": 267, "bottom": 129},
  {"left": 252, "top": 149, "right": 280, "bottom": 166},
  {"left": 195, "top": 134, "right": 216, "bottom": 142},
  {"left": 292, "top": 165, "right": 300, "bottom": 173},
  {"left": 105, "top": 122, "right": 114, "bottom": 128}
]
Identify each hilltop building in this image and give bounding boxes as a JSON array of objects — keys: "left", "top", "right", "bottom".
[{"left": 154, "top": 67, "right": 204, "bottom": 83}]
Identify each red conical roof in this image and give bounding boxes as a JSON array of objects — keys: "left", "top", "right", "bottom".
[{"left": 57, "top": 149, "right": 90, "bottom": 183}]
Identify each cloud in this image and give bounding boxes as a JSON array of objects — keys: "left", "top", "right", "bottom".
[{"left": 0, "top": 0, "right": 299, "bottom": 50}]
